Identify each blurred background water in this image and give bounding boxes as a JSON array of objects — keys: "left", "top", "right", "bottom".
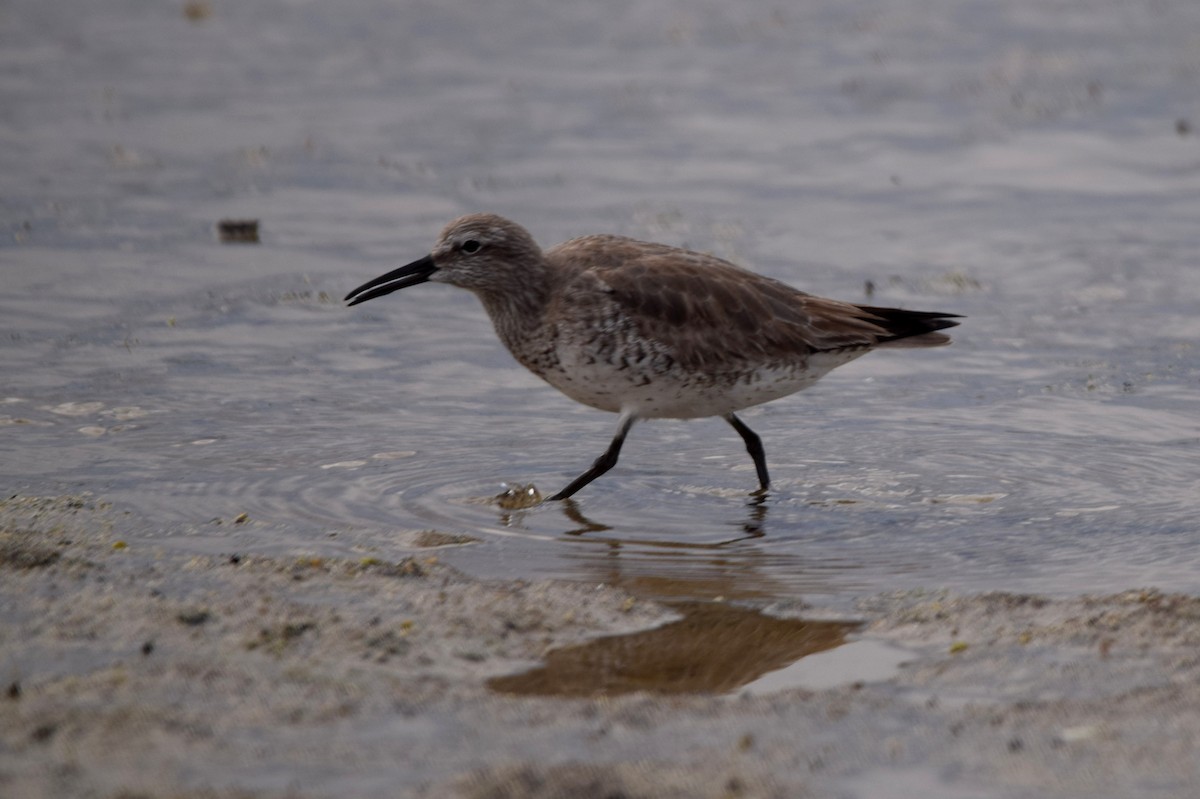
[{"left": 3, "top": 0, "right": 1198, "bottom": 605}]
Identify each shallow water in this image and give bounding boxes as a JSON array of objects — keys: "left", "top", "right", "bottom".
[{"left": 4, "top": 0, "right": 1200, "bottom": 608}]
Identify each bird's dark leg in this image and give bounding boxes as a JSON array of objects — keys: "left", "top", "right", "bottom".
[
  {"left": 724, "top": 413, "right": 770, "bottom": 492},
  {"left": 548, "top": 412, "right": 637, "bottom": 501}
]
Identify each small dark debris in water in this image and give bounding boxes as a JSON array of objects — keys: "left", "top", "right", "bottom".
[
  {"left": 177, "top": 609, "right": 211, "bottom": 626},
  {"left": 6, "top": 681, "right": 19, "bottom": 700},
  {"left": 1007, "top": 737, "right": 1024, "bottom": 753},
  {"left": 141, "top": 640, "right": 155, "bottom": 656},
  {"left": 1177, "top": 118, "right": 1191, "bottom": 136},
  {"left": 228, "top": 553, "right": 241, "bottom": 565},
  {"left": 31, "top": 723, "right": 57, "bottom": 743},
  {"left": 218, "top": 219, "right": 259, "bottom": 244},
  {"left": 495, "top": 483, "right": 543, "bottom": 510},
  {"left": 233, "top": 512, "right": 249, "bottom": 524},
  {"left": 183, "top": 1, "right": 212, "bottom": 22}
]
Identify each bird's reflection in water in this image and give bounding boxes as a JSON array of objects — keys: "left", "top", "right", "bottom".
[
  {"left": 558, "top": 494, "right": 767, "bottom": 543},
  {"left": 551, "top": 495, "right": 791, "bottom": 601},
  {"left": 486, "top": 486, "right": 842, "bottom": 600},
  {"left": 488, "top": 600, "right": 858, "bottom": 697},
  {"left": 484, "top": 490, "right": 862, "bottom": 697}
]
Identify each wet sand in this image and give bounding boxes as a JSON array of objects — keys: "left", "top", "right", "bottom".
[{"left": 3, "top": 495, "right": 1198, "bottom": 798}]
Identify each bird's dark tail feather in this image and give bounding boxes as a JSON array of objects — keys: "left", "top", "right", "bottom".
[{"left": 858, "top": 305, "right": 963, "bottom": 348}]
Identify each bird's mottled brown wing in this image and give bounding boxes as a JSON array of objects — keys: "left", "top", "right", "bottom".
[{"left": 553, "top": 241, "right": 898, "bottom": 372}]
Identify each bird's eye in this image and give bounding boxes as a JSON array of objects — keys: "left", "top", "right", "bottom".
[{"left": 461, "top": 239, "right": 482, "bottom": 254}]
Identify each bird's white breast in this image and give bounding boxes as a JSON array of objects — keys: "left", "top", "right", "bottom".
[{"left": 542, "top": 347, "right": 866, "bottom": 419}]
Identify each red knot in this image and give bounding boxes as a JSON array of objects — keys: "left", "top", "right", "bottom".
[{"left": 345, "top": 213, "right": 961, "bottom": 500}]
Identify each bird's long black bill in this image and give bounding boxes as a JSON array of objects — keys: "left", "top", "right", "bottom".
[{"left": 344, "top": 254, "right": 437, "bottom": 306}]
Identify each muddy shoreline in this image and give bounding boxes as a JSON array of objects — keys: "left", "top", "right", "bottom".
[{"left": 3, "top": 495, "right": 1198, "bottom": 798}]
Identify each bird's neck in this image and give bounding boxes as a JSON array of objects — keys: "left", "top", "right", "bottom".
[{"left": 476, "top": 272, "right": 562, "bottom": 377}]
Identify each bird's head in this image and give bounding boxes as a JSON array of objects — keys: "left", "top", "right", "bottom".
[{"left": 344, "top": 213, "right": 542, "bottom": 306}]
